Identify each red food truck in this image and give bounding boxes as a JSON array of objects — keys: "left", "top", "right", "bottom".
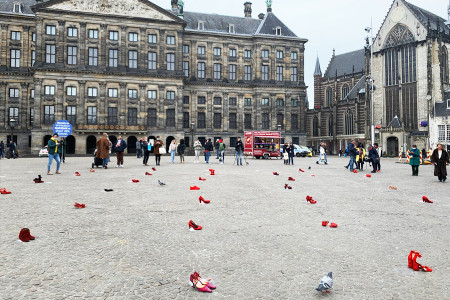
[{"left": 244, "top": 131, "right": 281, "bottom": 159}]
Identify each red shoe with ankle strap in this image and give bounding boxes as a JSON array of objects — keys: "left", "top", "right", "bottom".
[
  {"left": 75, "top": 172, "right": 81, "bottom": 176},
  {"left": 145, "top": 172, "right": 152, "bottom": 176},
  {"left": 273, "top": 172, "right": 279, "bottom": 176},
  {"left": 199, "top": 196, "right": 210, "bottom": 204},
  {"left": 322, "top": 221, "right": 329, "bottom": 227},
  {"left": 0, "top": 188, "right": 12, "bottom": 194},
  {"left": 210, "top": 170, "right": 215, "bottom": 175},
  {"left": 420, "top": 265, "right": 432, "bottom": 272},
  {"left": 199, "top": 177, "right": 206, "bottom": 181},
  {"left": 422, "top": 196, "right": 433, "bottom": 203},
  {"left": 74, "top": 202, "right": 86, "bottom": 208},
  {"left": 189, "top": 273, "right": 211, "bottom": 292},
  {"left": 366, "top": 174, "right": 371, "bottom": 178},
  {"left": 19, "top": 228, "right": 31, "bottom": 242},
  {"left": 190, "top": 186, "right": 200, "bottom": 190},
  {"left": 188, "top": 220, "right": 202, "bottom": 230},
  {"left": 190, "top": 272, "right": 216, "bottom": 290},
  {"left": 284, "top": 184, "right": 292, "bottom": 189},
  {"left": 412, "top": 252, "right": 422, "bottom": 271},
  {"left": 288, "top": 177, "right": 295, "bottom": 181}
]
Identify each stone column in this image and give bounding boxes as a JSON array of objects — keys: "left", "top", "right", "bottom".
[
  {"left": 119, "top": 82, "right": 127, "bottom": 126},
  {"left": 78, "top": 80, "right": 86, "bottom": 126},
  {"left": 22, "top": 26, "right": 30, "bottom": 67},
  {"left": 158, "top": 85, "right": 165, "bottom": 129},
  {"left": 20, "top": 83, "right": 29, "bottom": 129},
  {"left": 176, "top": 85, "right": 183, "bottom": 130},
  {"left": 56, "top": 79, "right": 64, "bottom": 121},
  {"left": 33, "top": 78, "right": 42, "bottom": 127},
  {"left": 223, "top": 92, "right": 229, "bottom": 132},
  {"left": 255, "top": 92, "right": 261, "bottom": 130},
  {"left": 270, "top": 93, "right": 277, "bottom": 129},
  {"left": 120, "top": 26, "right": 127, "bottom": 67},
  {"left": 100, "top": 24, "right": 107, "bottom": 68},
  {"left": 206, "top": 91, "right": 213, "bottom": 130},
  {"left": 99, "top": 82, "right": 106, "bottom": 125},
  {"left": 0, "top": 25, "right": 8, "bottom": 67},
  {"left": 238, "top": 93, "right": 244, "bottom": 131},
  {"left": 139, "top": 28, "right": 146, "bottom": 70},
  {"left": 139, "top": 83, "right": 146, "bottom": 126},
  {"left": 159, "top": 29, "right": 165, "bottom": 71},
  {"left": 57, "top": 20, "right": 66, "bottom": 64},
  {"left": 79, "top": 22, "right": 87, "bottom": 66},
  {"left": 0, "top": 81, "right": 6, "bottom": 130}
]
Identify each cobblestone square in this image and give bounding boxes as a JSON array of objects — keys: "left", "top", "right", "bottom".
[{"left": 0, "top": 155, "right": 449, "bottom": 299}]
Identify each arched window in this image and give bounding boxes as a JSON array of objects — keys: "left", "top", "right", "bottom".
[
  {"left": 313, "top": 116, "right": 319, "bottom": 137},
  {"left": 341, "top": 84, "right": 349, "bottom": 99},
  {"left": 325, "top": 87, "right": 333, "bottom": 107},
  {"left": 328, "top": 116, "right": 333, "bottom": 136},
  {"left": 345, "top": 110, "right": 354, "bottom": 135},
  {"left": 442, "top": 46, "right": 449, "bottom": 83}
]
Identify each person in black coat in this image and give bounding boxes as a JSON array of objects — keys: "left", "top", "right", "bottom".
[
  {"left": 204, "top": 138, "right": 214, "bottom": 164},
  {"left": 368, "top": 143, "right": 380, "bottom": 173},
  {"left": 288, "top": 142, "right": 295, "bottom": 165},
  {"left": 235, "top": 137, "right": 244, "bottom": 166},
  {"left": 431, "top": 143, "right": 449, "bottom": 182},
  {"left": 177, "top": 139, "right": 186, "bottom": 163}
]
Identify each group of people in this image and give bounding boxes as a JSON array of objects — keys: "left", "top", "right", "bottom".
[
  {"left": 282, "top": 143, "right": 296, "bottom": 165},
  {"left": 0, "top": 140, "right": 18, "bottom": 159},
  {"left": 344, "top": 140, "right": 372, "bottom": 172},
  {"left": 409, "top": 143, "right": 449, "bottom": 182}
]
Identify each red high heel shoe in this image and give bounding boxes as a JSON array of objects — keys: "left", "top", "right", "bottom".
[
  {"left": 152, "top": 167, "right": 156, "bottom": 171},
  {"left": 408, "top": 250, "right": 415, "bottom": 268},
  {"left": 210, "top": 170, "right": 215, "bottom": 175},
  {"left": 322, "top": 221, "right": 329, "bottom": 226},
  {"left": 132, "top": 179, "right": 140, "bottom": 183},
  {"left": 353, "top": 169, "right": 358, "bottom": 173},
  {"left": 191, "top": 272, "right": 216, "bottom": 290},
  {"left": 329, "top": 223, "right": 338, "bottom": 228},
  {"left": 199, "top": 177, "right": 206, "bottom": 181},
  {"left": 389, "top": 186, "right": 398, "bottom": 190},
  {"left": 419, "top": 265, "right": 432, "bottom": 272},
  {"left": 199, "top": 196, "right": 210, "bottom": 204},
  {"left": 0, "top": 188, "right": 12, "bottom": 194},
  {"left": 188, "top": 220, "right": 202, "bottom": 230},
  {"left": 189, "top": 273, "right": 212, "bottom": 293},
  {"left": 299, "top": 168, "right": 305, "bottom": 172},
  {"left": 145, "top": 172, "right": 152, "bottom": 176},
  {"left": 23, "top": 228, "right": 35, "bottom": 240},
  {"left": 412, "top": 251, "right": 422, "bottom": 271},
  {"left": 19, "top": 228, "right": 31, "bottom": 242},
  {"left": 288, "top": 177, "right": 295, "bottom": 181},
  {"left": 366, "top": 174, "right": 371, "bottom": 178},
  {"left": 422, "top": 196, "right": 433, "bottom": 203},
  {"left": 74, "top": 202, "right": 86, "bottom": 208},
  {"left": 33, "top": 175, "right": 44, "bottom": 183},
  {"left": 273, "top": 172, "right": 279, "bottom": 176},
  {"left": 284, "top": 184, "right": 292, "bottom": 189},
  {"left": 190, "top": 186, "right": 200, "bottom": 190},
  {"left": 90, "top": 169, "right": 95, "bottom": 172},
  {"left": 75, "top": 172, "right": 81, "bottom": 176}
]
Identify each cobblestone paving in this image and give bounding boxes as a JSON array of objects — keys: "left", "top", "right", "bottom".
[{"left": 0, "top": 155, "right": 449, "bottom": 299}]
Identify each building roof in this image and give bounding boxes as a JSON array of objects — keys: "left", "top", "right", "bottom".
[
  {"left": 345, "top": 75, "right": 366, "bottom": 101},
  {"left": 0, "top": 0, "right": 36, "bottom": 15},
  {"left": 434, "top": 90, "right": 450, "bottom": 117},
  {"left": 314, "top": 56, "right": 322, "bottom": 75},
  {"left": 255, "top": 12, "right": 297, "bottom": 37},
  {"left": 388, "top": 115, "right": 402, "bottom": 128},
  {"left": 323, "top": 49, "right": 365, "bottom": 80},
  {"left": 404, "top": 0, "right": 449, "bottom": 32},
  {"left": 183, "top": 11, "right": 261, "bottom": 35}
]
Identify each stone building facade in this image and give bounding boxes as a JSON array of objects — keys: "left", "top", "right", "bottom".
[
  {"left": 306, "top": 49, "right": 369, "bottom": 154},
  {"left": 0, "top": 0, "right": 308, "bottom": 155}
]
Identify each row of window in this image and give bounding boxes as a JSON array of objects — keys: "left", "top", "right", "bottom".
[
  {"left": 324, "top": 85, "right": 351, "bottom": 106},
  {"left": 312, "top": 111, "right": 355, "bottom": 137},
  {"left": 10, "top": 107, "right": 298, "bottom": 130}
]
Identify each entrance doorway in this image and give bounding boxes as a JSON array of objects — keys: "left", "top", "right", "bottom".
[
  {"left": 65, "top": 135, "right": 76, "bottom": 154},
  {"left": 127, "top": 136, "right": 137, "bottom": 154},
  {"left": 166, "top": 136, "right": 175, "bottom": 152},
  {"left": 86, "top": 135, "right": 97, "bottom": 154},
  {"left": 386, "top": 136, "right": 399, "bottom": 156},
  {"left": 43, "top": 135, "right": 52, "bottom": 147}
]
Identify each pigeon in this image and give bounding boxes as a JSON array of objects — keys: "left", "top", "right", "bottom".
[
  {"left": 246, "top": 162, "right": 249, "bottom": 165},
  {"left": 316, "top": 272, "right": 333, "bottom": 293},
  {"left": 158, "top": 180, "right": 166, "bottom": 186},
  {"left": 308, "top": 166, "right": 311, "bottom": 170}
]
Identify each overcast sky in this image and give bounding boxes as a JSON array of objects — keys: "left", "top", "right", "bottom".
[{"left": 150, "top": 0, "right": 448, "bottom": 107}]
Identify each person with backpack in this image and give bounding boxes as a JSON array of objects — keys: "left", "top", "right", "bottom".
[
  {"left": 47, "top": 133, "right": 63, "bottom": 175},
  {"left": 204, "top": 138, "right": 213, "bottom": 164},
  {"left": 219, "top": 139, "right": 226, "bottom": 164},
  {"left": 235, "top": 137, "right": 244, "bottom": 166},
  {"left": 344, "top": 140, "right": 357, "bottom": 171},
  {"left": 177, "top": 139, "right": 186, "bottom": 163},
  {"left": 114, "top": 135, "right": 127, "bottom": 168}
]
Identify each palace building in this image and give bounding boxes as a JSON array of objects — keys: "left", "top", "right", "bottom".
[{"left": 0, "top": 0, "right": 308, "bottom": 155}]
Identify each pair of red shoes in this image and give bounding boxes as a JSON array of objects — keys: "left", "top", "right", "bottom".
[
  {"left": 33, "top": 175, "right": 44, "bottom": 183},
  {"left": 188, "top": 220, "right": 202, "bottom": 230},
  {"left": 209, "top": 169, "right": 215, "bottom": 175},
  {"left": 199, "top": 196, "right": 210, "bottom": 204},
  {"left": 74, "top": 202, "right": 86, "bottom": 208},
  {"left": 132, "top": 179, "right": 140, "bottom": 183},
  {"left": 273, "top": 172, "right": 279, "bottom": 176},
  {"left": 288, "top": 177, "right": 295, "bottom": 181},
  {"left": 145, "top": 172, "right": 152, "bottom": 176},
  {"left": 408, "top": 251, "right": 432, "bottom": 272},
  {"left": 199, "top": 177, "right": 206, "bottom": 181},
  {"left": 75, "top": 172, "right": 81, "bottom": 176},
  {"left": 422, "top": 196, "right": 433, "bottom": 203},
  {"left": 353, "top": 169, "right": 358, "bottom": 173},
  {"left": 19, "top": 228, "right": 35, "bottom": 242},
  {"left": 0, "top": 188, "right": 12, "bottom": 194},
  {"left": 306, "top": 195, "right": 317, "bottom": 204},
  {"left": 299, "top": 168, "right": 305, "bottom": 172},
  {"left": 284, "top": 184, "right": 292, "bottom": 189},
  {"left": 322, "top": 221, "right": 338, "bottom": 228},
  {"left": 189, "top": 271, "right": 216, "bottom": 293},
  {"left": 190, "top": 186, "right": 200, "bottom": 190}
]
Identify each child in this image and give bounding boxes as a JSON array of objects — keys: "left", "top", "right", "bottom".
[{"left": 283, "top": 151, "right": 289, "bottom": 165}]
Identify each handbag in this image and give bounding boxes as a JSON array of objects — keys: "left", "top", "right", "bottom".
[
  {"left": 320, "top": 154, "right": 325, "bottom": 160},
  {"left": 159, "top": 146, "right": 166, "bottom": 154}
]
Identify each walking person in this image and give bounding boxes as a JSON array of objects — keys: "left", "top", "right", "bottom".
[
  {"left": 218, "top": 139, "right": 226, "bottom": 164},
  {"left": 169, "top": 139, "right": 177, "bottom": 164},
  {"left": 215, "top": 139, "right": 220, "bottom": 159},
  {"left": 136, "top": 139, "right": 142, "bottom": 158},
  {"left": 204, "top": 138, "right": 213, "bottom": 164},
  {"left": 316, "top": 143, "right": 327, "bottom": 165},
  {"left": 369, "top": 143, "right": 381, "bottom": 173},
  {"left": 96, "top": 133, "right": 110, "bottom": 169},
  {"left": 178, "top": 139, "right": 186, "bottom": 163},
  {"left": 356, "top": 142, "right": 365, "bottom": 170},
  {"left": 47, "top": 133, "right": 63, "bottom": 175},
  {"left": 7, "top": 140, "right": 16, "bottom": 159},
  {"left": 142, "top": 137, "right": 151, "bottom": 166},
  {"left": 345, "top": 140, "right": 357, "bottom": 171},
  {"left": 153, "top": 136, "right": 164, "bottom": 166},
  {"left": 408, "top": 145, "right": 421, "bottom": 176},
  {"left": 235, "top": 137, "right": 244, "bottom": 166},
  {"left": 431, "top": 143, "right": 449, "bottom": 182},
  {"left": 194, "top": 139, "right": 202, "bottom": 164},
  {"left": 114, "top": 135, "right": 127, "bottom": 168},
  {"left": 0, "top": 141, "right": 4, "bottom": 159},
  {"left": 288, "top": 142, "right": 295, "bottom": 165}
]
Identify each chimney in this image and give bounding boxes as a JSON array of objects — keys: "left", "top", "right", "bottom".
[
  {"left": 244, "top": 2, "right": 252, "bottom": 18},
  {"left": 258, "top": 13, "right": 265, "bottom": 20},
  {"left": 171, "top": 0, "right": 178, "bottom": 15}
]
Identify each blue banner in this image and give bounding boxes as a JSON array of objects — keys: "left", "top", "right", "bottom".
[{"left": 53, "top": 120, "right": 72, "bottom": 138}]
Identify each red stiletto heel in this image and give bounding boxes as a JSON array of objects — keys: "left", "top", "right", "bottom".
[
  {"left": 189, "top": 274, "right": 212, "bottom": 293},
  {"left": 188, "top": 220, "right": 202, "bottom": 230},
  {"left": 422, "top": 196, "right": 433, "bottom": 203},
  {"left": 420, "top": 265, "right": 432, "bottom": 272},
  {"left": 288, "top": 177, "right": 295, "bottom": 181},
  {"left": 199, "top": 196, "right": 210, "bottom": 204},
  {"left": 299, "top": 168, "right": 305, "bottom": 172},
  {"left": 273, "top": 172, "right": 279, "bottom": 176},
  {"left": 75, "top": 172, "right": 81, "bottom": 176},
  {"left": 329, "top": 223, "right": 338, "bottom": 228},
  {"left": 191, "top": 272, "right": 216, "bottom": 290},
  {"left": 190, "top": 186, "right": 200, "bottom": 190},
  {"left": 152, "top": 167, "right": 156, "bottom": 171},
  {"left": 322, "top": 221, "right": 329, "bottom": 226},
  {"left": 145, "top": 172, "right": 152, "bottom": 176},
  {"left": 132, "top": 179, "right": 140, "bottom": 183},
  {"left": 199, "top": 177, "right": 206, "bottom": 181}
]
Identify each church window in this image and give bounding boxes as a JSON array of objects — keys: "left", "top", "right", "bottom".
[
  {"left": 313, "top": 116, "right": 319, "bottom": 137},
  {"left": 345, "top": 110, "right": 354, "bottom": 135},
  {"left": 326, "top": 87, "right": 333, "bottom": 107},
  {"left": 442, "top": 46, "right": 449, "bottom": 83},
  {"left": 341, "top": 84, "right": 349, "bottom": 99}
]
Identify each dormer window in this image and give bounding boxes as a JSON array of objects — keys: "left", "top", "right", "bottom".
[
  {"left": 198, "top": 21, "right": 205, "bottom": 31},
  {"left": 229, "top": 24, "right": 235, "bottom": 34},
  {"left": 276, "top": 26, "right": 282, "bottom": 36},
  {"left": 13, "top": 3, "right": 22, "bottom": 13}
]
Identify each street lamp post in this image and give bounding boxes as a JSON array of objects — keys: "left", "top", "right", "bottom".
[
  {"left": 365, "top": 24, "right": 375, "bottom": 145},
  {"left": 190, "top": 121, "right": 195, "bottom": 150}
]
